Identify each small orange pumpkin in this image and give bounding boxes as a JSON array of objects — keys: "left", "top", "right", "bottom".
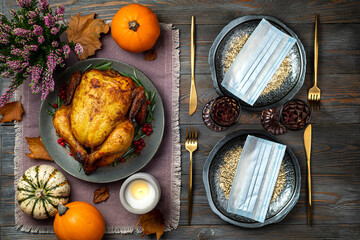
[
  {"left": 53, "top": 201, "right": 105, "bottom": 240},
  {"left": 111, "top": 3, "right": 160, "bottom": 53}
]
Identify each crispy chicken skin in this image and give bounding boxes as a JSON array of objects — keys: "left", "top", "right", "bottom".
[{"left": 53, "top": 69, "right": 146, "bottom": 174}]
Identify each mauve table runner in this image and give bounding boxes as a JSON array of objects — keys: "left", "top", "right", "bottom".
[{"left": 14, "top": 23, "right": 181, "bottom": 234}]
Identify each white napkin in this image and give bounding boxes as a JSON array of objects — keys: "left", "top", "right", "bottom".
[{"left": 221, "top": 19, "right": 296, "bottom": 105}]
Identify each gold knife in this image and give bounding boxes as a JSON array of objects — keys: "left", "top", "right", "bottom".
[
  {"left": 304, "top": 124, "right": 312, "bottom": 226},
  {"left": 189, "top": 16, "right": 197, "bottom": 115}
]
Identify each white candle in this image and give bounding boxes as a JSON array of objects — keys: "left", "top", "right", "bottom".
[
  {"left": 125, "top": 179, "right": 155, "bottom": 210},
  {"left": 120, "top": 173, "right": 161, "bottom": 214}
]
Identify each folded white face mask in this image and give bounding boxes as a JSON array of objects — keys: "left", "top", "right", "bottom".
[
  {"left": 221, "top": 19, "right": 296, "bottom": 106},
  {"left": 227, "top": 135, "right": 286, "bottom": 223}
]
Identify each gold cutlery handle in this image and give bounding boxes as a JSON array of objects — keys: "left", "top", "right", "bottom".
[
  {"left": 304, "top": 124, "right": 312, "bottom": 226},
  {"left": 307, "top": 158, "right": 312, "bottom": 206},
  {"left": 188, "top": 151, "right": 193, "bottom": 225},
  {"left": 189, "top": 16, "right": 197, "bottom": 115},
  {"left": 314, "top": 14, "right": 318, "bottom": 87}
]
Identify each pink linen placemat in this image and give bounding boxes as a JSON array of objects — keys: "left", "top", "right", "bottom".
[{"left": 14, "top": 23, "right": 181, "bottom": 234}]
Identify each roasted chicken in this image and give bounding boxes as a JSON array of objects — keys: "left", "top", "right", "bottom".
[{"left": 53, "top": 69, "right": 146, "bottom": 174}]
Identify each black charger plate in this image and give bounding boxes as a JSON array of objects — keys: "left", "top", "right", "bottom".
[
  {"left": 209, "top": 15, "right": 306, "bottom": 112},
  {"left": 202, "top": 130, "right": 301, "bottom": 228}
]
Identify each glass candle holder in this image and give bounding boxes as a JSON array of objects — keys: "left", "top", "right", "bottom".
[
  {"left": 280, "top": 99, "right": 312, "bottom": 131},
  {"left": 202, "top": 96, "right": 241, "bottom": 131},
  {"left": 119, "top": 173, "right": 161, "bottom": 214}
]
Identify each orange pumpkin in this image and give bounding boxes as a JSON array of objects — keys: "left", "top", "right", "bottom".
[
  {"left": 53, "top": 201, "right": 105, "bottom": 240},
  {"left": 111, "top": 3, "right": 160, "bottom": 53}
]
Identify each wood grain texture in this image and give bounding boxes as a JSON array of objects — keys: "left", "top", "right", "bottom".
[{"left": 1, "top": 0, "right": 360, "bottom": 239}]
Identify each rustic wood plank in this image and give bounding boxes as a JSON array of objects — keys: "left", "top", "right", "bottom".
[
  {"left": 4, "top": 0, "right": 360, "bottom": 24},
  {"left": 177, "top": 24, "right": 360, "bottom": 75},
  {"left": 1, "top": 224, "right": 360, "bottom": 240},
  {"left": 179, "top": 74, "right": 360, "bottom": 125}
]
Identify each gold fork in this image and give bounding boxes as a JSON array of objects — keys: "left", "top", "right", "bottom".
[
  {"left": 308, "top": 14, "right": 321, "bottom": 102},
  {"left": 185, "top": 126, "right": 198, "bottom": 225}
]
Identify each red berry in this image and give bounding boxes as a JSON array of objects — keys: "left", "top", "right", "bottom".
[
  {"left": 141, "top": 142, "right": 145, "bottom": 147},
  {"left": 147, "top": 100, "right": 151, "bottom": 105},
  {"left": 135, "top": 149, "right": 141, "bottom": 154},
  {"left": 60, "top": 142, "right": 66, "bottom": 147},
  {"left": 137, "top": 145, "right": 143, "bottom": 150},
  {"left": 53, "top": 103, "right": 58, "bottom": 108},
  {"left": 57, "top": 139, "right": 62, "bottom": 144},
  {"left": 120, "top": 157, "right": 126, "bottom": 162},
  {"left": 146, "top": 131, "right": 151, "bottom": 136},
  {"left": 142, "top": 127, "right": 148, "bottom": 132},
  {"left": 69, "top": 152, "right": 73, "bottom": 156},
  {"left": 133, "top": 140, "right": 139, "bottom": 146},
  {"left": 147, "top": 124, "right": 152, "bottom": 128},
  {"left": 143, "top": 123, "right": 148, "bottom": 127},
  {"left": 139, "top": 138, "right": 144, "bottom": 143},
  {"left": 59, "top": 137, "right": 64, "bottom": 142}
]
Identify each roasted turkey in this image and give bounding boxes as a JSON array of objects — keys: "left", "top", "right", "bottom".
[{"left": 53, "top": 69, "right": 146, "bottom": 174}]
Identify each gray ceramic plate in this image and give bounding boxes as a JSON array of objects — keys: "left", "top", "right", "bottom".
[
  {"left": 39, "top": 58, "right": 165, "bottom": 183},
  {"left": 203, "top": 130, "right": 301, "bottom": 228},
  {"left": 209, "top": 16, "right": 306, "bottom": 111}
]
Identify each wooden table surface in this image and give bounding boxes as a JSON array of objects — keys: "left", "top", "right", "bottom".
[{"left": 1, "top": 0, "right": 360, "bottom": 239}]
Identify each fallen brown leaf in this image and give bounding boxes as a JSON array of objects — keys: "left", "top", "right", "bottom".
[
  {"left": 93, "top": 187, "right": 109, "bottom": 203},
  {"left": 66, "top": 13, "right": 109, "bottom": 60},
  {"left": 26, "top": 137, "right": 53, "bottom": 161},
  {"left": 137, "top": 209, "right": 165, "bottom": 240},
  {"left": 0, "top": 101, "right": 24, "bottom": 123},
  {"left": 144, "top": 49, "right": 157, "bottom": 61}
]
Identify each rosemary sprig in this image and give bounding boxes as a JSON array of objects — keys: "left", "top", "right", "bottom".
[
  {"left": 82, "top": 61, "right": 113, "bottom": 74},
  {"left": 46, "top": 96, "right": 63, "bottom": 117}
]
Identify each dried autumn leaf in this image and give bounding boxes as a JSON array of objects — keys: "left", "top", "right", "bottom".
[
  {"left": 93, "top": 187, "right": 109, "bottom": 203},
  {"left": 144, "top": 49, "right": 157, "bottom": 61},
  {"left": 66, "top": 13, "right": 109, "bottom": 60},
  {"left": 26, "top": 137, "right": 53, "bottom": 161},
  {"left": 137, "top": 209, "right": 165, "bottom": 240},
  {"left": 0, "top": 101, "right": 24, "bottom": 123}
]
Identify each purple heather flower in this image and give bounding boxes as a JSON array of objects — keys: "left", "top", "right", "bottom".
[
  {"left": 33, "top": 25, "right": 43, "bottom": 36},
  {"left": 10, "top": 9, "right": 16, "bottom": 17},
  {"left": 44, "top": 14, "right": 54, "bottom": 27},
  {"left": 38, "top": 35, "right": 45, "bottom": 44},
  {"left": 38, "top": 0, "right": 49, "bottom": 11},
  {"left": 56, "top": 5, "right": 65, "bottom": 15},
  {"left": 62, "top": 44, "right": 71, "bottom": 58},
  {"left": 28, "top": 45, "right": 38, "bottom": 51},
  {"left": 1, "top": 71, "right": 11, "bottom": 78},
  {"left": 55, "top": 14, "right": 64, "bottom": 22},
  {"left": 16, "top": 0, "right": 32, "bottom": 8},
  {"left": 0, "top": 33, "right": 10, "bottom": 44},
  {"left": 13, "top": 28, "right": 31, "bottom": 37},
  {"left": 10, "top": 48, "right": 22, "bottom": 56},
  {"left": 0, "top": 86, "right": 16, "bottom": 108},
  {"left": 51, "top": 41, "right": 58, "bottom": 47},
  {"left": 29, "top": 65, "right": 43, "bottom": 94},
  {"left": 75, "top": 43, "right": 83, "bottom": 56},
  {"left": 28, "top": 11, "right": 37, "bottom": 19},
  {"left": 50, "top": 27, "right": 59, "bottom": 35}
]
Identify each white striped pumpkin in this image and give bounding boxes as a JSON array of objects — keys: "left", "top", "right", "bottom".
[{"left": 16, "top": 165, "right": 70, "bottom": 219}]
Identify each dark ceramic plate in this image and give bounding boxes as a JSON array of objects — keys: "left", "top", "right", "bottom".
[
  {"left": 203, "top": 130, "right": 301, "bottom": 228},
  {"left": 209, "top": 15, "right": 306, "bottom": 112},
  {"left": 39, "top": 58, "right": 165, "bottom": 183}
]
